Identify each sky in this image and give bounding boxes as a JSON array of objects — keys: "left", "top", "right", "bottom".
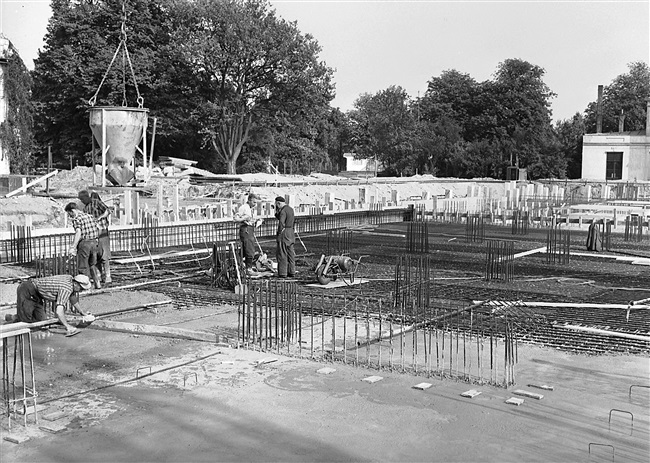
[{"left": 1, "top": 0, "right": 648, "bottom": 122}]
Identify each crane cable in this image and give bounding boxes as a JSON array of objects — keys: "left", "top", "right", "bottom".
[{"left": 88, "top": 0, "right": 144, "bottom": 108}]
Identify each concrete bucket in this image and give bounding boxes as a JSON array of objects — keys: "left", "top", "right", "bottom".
[{"left": 89, "top": 107, "right": 149, "bottom": 186}]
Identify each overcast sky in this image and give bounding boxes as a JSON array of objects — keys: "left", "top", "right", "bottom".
[{"left": 2, "top": 0, "right": 648, "bottom": 122}]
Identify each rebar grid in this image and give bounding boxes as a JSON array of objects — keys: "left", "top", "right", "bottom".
[
  {"left": 34, "top": 253, "right": 78, "bottom": 277},
  {"left": 624, "top": 215, "right": 644, "bottom": 242},
  {"left": 546, "top": 227, "right": 571, "bottom": 264},
  {"left": 326, "top": 229, "right": 352, "bottom": 256},
  {"left": 511, "top": 210, "right": 529, "bottom": 235},
  {"left": 406, "top": 222, "right": 429, "bottom": 253},
  {"left": 235, "top": 274, "right": 517, "bottom": 387},
  {"left": 485, "top": 240, "right": 515, "bottom": 282},
  {"left": 466, "top": 214, "right": 485, "bottom": 243},
  {"left": 1, "top": 208, "right": 411, "bottom": 264}
]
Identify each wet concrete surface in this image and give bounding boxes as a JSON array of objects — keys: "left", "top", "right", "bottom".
[{"left": 3, "top": 331, "right": 649, "bottom": 462}]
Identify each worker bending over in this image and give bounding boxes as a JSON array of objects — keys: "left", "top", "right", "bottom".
[{"left": 10, "top": 274, "right": 95, "bottom": 337}]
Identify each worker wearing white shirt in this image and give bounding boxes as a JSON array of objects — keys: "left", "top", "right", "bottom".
[{"left": 234, "top": 193, "right": 262, "bottom": 273}]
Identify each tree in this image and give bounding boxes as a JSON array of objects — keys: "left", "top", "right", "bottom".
[
  {"left": 554, "top": 113, "right": 585, "bottom": 179},
  {"left": 32, "top": 0, "right": 193, "bottom": 168},
  {"left": 584, "top": 62, "right": 650, "bottom": 133},
  {"left": 0, "top": 39, "right": 34, "bottom": 173},
  {"left": 172, "top": 0, "right": 334, "bottom": 174},
  {"left": 349, "top": 86, "right": 416, "bottom": 176}
]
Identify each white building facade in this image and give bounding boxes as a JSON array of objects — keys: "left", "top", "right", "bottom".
[{"left": 581, "top": 101, "right": 650, "bottom": 181}]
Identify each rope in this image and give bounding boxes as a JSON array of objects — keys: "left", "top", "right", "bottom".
[{"left": 88, "top": 0, "right": 143, "bottom": 108}]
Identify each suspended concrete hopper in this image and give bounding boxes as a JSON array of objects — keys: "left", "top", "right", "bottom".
[{"left": 89, "top": 106, "right": 149, "bottom": 186}]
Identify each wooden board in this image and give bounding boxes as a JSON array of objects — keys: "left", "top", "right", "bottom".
[
  {"left": 88, "top": 319, "right": 229, "bottom": 344},
  {"left": 306, "top": 278, "right": 369, "bottom": 289}
]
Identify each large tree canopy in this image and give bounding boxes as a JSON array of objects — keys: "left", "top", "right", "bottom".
[
  {"left": 584, "top": 61, "right": 650, "bottom": 133},
  {"left": 171, "top": 0, "right": 334, "bottom": 174},
  {"left": 350, "top": 86, "right": 416, "bottom": 176},
  {"left": 1, "top": 39, "right": 34, "bottom": 173},
  {"left": 32, "top": 0, "right": 177, "bottom": 167},
  {"left": 31, "top": 0, "right": 333, "bottom": 174}
]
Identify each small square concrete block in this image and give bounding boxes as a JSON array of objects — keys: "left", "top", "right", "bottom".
[
  {"left": 505, "top": 397, "right": 525, "bottom": 406},
  {"left": 528, "top": 383, "right": 554, "bottom": 391},
  {"left": 412, "top": 383, "right": 433, "bottom": 390},
  {"left": 39, "top": 421, "right": 68, "bottom": 434},
  {"left": 362, "top": 376, "right": 383, "bottom": 384},
  {"left": 256, "top": 357, "right": 278, "bottom": 366},
  {"left": 3, "top": 434, "right": 30, "bottom": 444},
  {"left": 16, "top": 404, "right": 49, "bottom": 416},
  {"left": 42, "top": 410, "right": 68, "bottom": 421},
  {"left": 513, "top": 389, "right": 544, "bottom": 400},
  {"left": 461, "top": 389, "right": 482, "bottom": 398},
  {"left": 317, "top": 367, "right": 336, "bottom": 375}
]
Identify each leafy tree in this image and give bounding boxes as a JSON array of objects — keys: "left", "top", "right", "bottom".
[
  {"left": 350, "top": 85, "right": 416, "bottom": 175},
  {"left": 554, "top": 113, "right": 585, "bottom": 179},
  {"left": 172, "top": 0, "right": 334, "bottom": 174},
  {"left": 1, "top": 39, "right": 34, "bottom": 173},
  {"left": 32, "top": 0, "right": 199, "bottom": 169},
  {"left": 418, "top": 70, "right": 480, "bottom": 141},
  {"left": 584, "top": 61, "right": 650, "bottom": 133}
]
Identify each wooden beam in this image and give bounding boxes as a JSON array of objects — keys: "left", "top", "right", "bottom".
[
  {"left": 88, "top": 319, "right": 229, "bottom": 344},
  {"left": 4, "top": 170, "right": 59, "bottom": 198},
  {"left": 558, "top": 324, "right": 650, "bottom": 342}
]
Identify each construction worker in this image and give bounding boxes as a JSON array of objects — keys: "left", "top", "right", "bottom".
[
  {"left": 274, "top": 196, "right": 296, "bottom": 278},
  {"left": 10, "top": 274, "right": 95, "bottom": 337},
  {"left": 234, "top": 193, "right": 263, "bottom": 275},
  {"left": 64, "top": 202, "right": 102, "bottom": 289},
  {"left": 78, "top": 190, "right": 113, "bottom": 284}
]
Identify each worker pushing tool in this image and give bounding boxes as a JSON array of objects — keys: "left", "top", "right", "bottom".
[
  {"left": 6, "top": 274, "right": 95, "bottom": 337},
  {"left": 274, "top": 196, "right": 296, "bottom": 278}
]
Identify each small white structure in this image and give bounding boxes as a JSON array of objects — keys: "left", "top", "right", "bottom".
[
  {"left": 0, "top": 35, "right": 10, "bottom": 175},
  {"left": 343, "top": 153, "right": 379, "bottom": 174},
  {"left": 581, "top": 100, "right": 650, "bottom": 181}
]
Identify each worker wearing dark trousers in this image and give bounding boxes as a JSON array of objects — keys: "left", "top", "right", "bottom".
[
  {"left": 234, "top": 193, "right": 262, "bottom": 275},
  {"left": 65, "top": 202, "right": 102, "bottom": 288},
  {"left": 274, "top": 196, "right": 296, "bottom": 278}
]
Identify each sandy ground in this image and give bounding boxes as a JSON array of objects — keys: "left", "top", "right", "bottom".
[{"left": 1, "top": 295, "right": 649, "bottom": 463}]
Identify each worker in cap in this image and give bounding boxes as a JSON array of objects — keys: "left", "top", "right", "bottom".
[
  {"left": 8, "top": 274, "right": 95, "bottom": 337},
  {"left": 234, "top": 193, "right": 264, "bottom": 274},
  {"left": 274, "top": 196, "right": 296, "bottom": 278}
]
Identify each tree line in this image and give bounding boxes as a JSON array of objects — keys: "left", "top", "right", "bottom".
[{"left": 2, "top": 0, "right": 649, "bottom": 179}]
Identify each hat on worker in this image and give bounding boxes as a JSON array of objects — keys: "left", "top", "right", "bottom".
[
  {"left": 73, "top": 274, "right": 92, "bottom": 290},
  {"left": 248, "top": 193, "right": 260, "bottom": 200},
  {"left": 275, "top": 196, "right": 286, "bottom": 203}
]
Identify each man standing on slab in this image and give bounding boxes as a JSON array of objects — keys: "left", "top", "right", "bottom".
[
  {"left": 274, "top": 196, "right": 296, "bottom": 278},
  {"left": 234, "top": 193, "right": 263, "bottom": 275},
  {"left": 78, "top": 190, "right": 113, "bottom": 284},
  {"left": 65, "top": 202, "right": 102, "bottom": 288}
]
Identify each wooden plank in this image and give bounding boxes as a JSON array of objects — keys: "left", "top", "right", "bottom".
[
  {"left": 4, "top": 170, "right": 58, "bottom": 198},
  {"left": 558, "top": 324, "right": 650, "bottom": 342},
  {"left": 88, "top": 319, "right": 227, "bottom": 343},
  {"left": 1, "top": 320, "right": 59, "bottom": 336},
  {"left": 113, "top": 248, "right": 211, "bottom": 264}
]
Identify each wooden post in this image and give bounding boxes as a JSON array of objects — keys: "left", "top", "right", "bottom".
[
  {"left": 172, "top": 184, "right": 179, "bottom": 222},
  {"left": 47, "top": 145, "right": 52, "bottom": 194}
]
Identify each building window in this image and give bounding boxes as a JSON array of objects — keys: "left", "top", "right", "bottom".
[{"left": 606, "top": 152, "right": 623, "bottom": 180}]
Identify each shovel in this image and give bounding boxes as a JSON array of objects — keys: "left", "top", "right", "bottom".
[{"left": 230, "top": 242, "right": 247, "bottom": 295}]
